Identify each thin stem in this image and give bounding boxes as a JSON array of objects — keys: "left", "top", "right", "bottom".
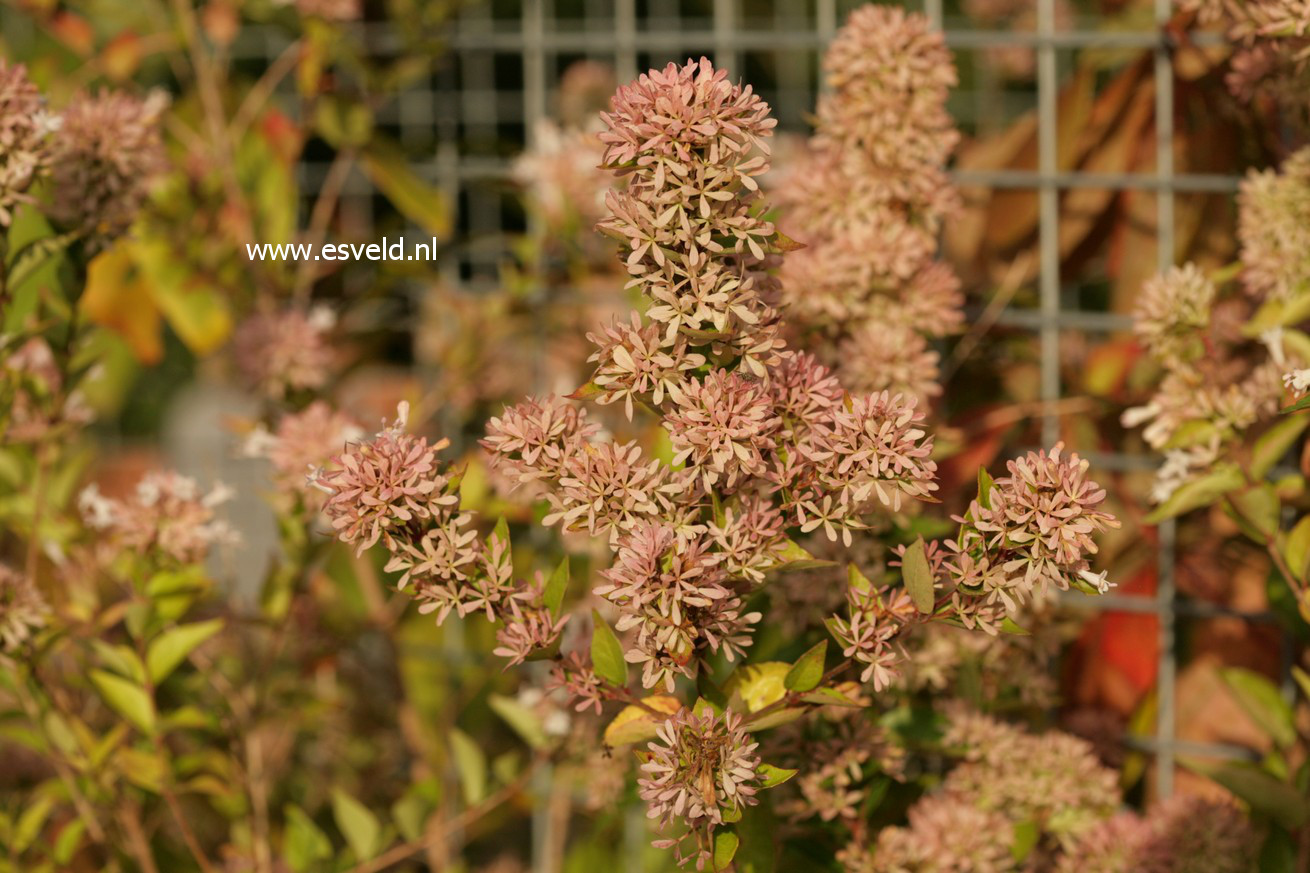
[
  {"left": 167, "top": 0, "right": 269, "bottom": 299},
  {"left": 117, "top": 802, "right": 161, "bottom": 873},
  {"left": 344, "top": 763, "right": 539, "bottom": 873},
  {"left": 292, "top": 147, "right": 355, "bottom": 306},
  {"left": 230, "top": 41, "right": 301, "bottom": 144}
]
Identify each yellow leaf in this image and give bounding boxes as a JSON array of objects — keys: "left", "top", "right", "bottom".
[
  {"left": 132, "top": 236, "right": 233, "bottom": 356},
  {"left": 724, "top": 662, "right": 790, "bottom": 713},
  {"left": 80, "top": 245, "right": 163, "bottom": 364},
  {"left": 603, "top": 695, "right": 682, "bottom": 746}
]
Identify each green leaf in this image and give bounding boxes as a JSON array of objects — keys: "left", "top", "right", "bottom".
[
  {"left": 52, "top": 819, "right": 86, "bottom": 865},
  {"left": 1260, "top": 824, "right": 1297, "bottom": 873},
  {"left": 712, "top": 829, "right": 739, "bottom": 871},
  {"left": 1219, "top": 668, "right": 1297, "bottom": 749},
  {"left": 590, "top": 610, "right": 628, "bottom": 687},
  {"left": 1282, "top": 393, "right": 1310, "bottom": 415},
  {"left": 1248, "top": 292, "right": 1310, "bottom": 337},
  {"left": 1226, "top": 485, "right": 1281, "bottom": 541},
  {"left": 488, "top": 693, "right": 549, "bottom": 749},
  {"left": 734, "top": 800, "right": 777, "bottom": 873},
  {"left": 91, "top": 641, "right": 146, "bottom": 683},
  {"left": 697, "top": 670, "right": 729, "bottom": 710},
  {"left": 846, "top": 562, "right": 872, "bottom": 593},
  {"left": 449, "top": 727, "right": 487, "bottom": 804},
  {"left": 999, "top": 616, "right": 1030, "bottom": 635},
  {"left": 146, "top": 619, "right": 223, "bottom": 684},
  {"left": 284, "top": 804, "right": 332, "bottom": 872},
  {"left": 772, "top": 229, "right": 805, "bottom": 252},
  {"left": 1184, "top": 760, "right": 1309, "bottom": 829},
  {"left": 314, "top": 97, "right": 373, "bottom": 148},
  {"left": 1145, "top": 464, "right": 1245, "bottom": 523},
  {"left": 6, "top": 230, "right": 81, "bottom": 293},
  {"left": 901, "top": 536, "right": 936, "bottom": 613},
  {"left": 1253, "top": 416, "right": 1309, "bottom": 477},
  {"left": 1282, "top": 518, "right": 1310, "bottom": 583},
  {"left": 543, "top": 557, "right": 569, "bottom": 619},
  {"left": 89, "top": 670, "right": 155, "bottom": 735},
  {"left": 742, "top": 708, "right": 806, "bottom": 731},
  {"left": 757, "top": 763, "right": 798, "bottom": 789},
  {"left": 391, "top": 785, "right": 436, "bottom": 843},
  {"left": 116, "top": 747, "right": 166, "bottom": 793},
  {"left": 766, "top": 538, "right": 836, "bottom": 574},
  {"left": 799, "top": 687, "right": 861, "bottom": 707},
  {"left": 331, "top": 788, "right": 381, "bottom": 862},
  {"left": 566, "top": 381, "right": 604, "bottom": 401},
  {"left": 976, "top": 466, "right": 996, "bottom": 510},
  {"left": 784, "top": 640, "right": 826, "bottom": 692},
  {"left": 361, "top": 139, "right": 451, "bottom": 239},
  {"left": 1010, "top": 820, "right": 1040, "bottom": 862},
  {"left": 13, "top": 795, "right": 53, "bottom": 853},
  {"left": 1293, "top": 666, "right": 1310, "bottom": 702},
  {"left": 488, "top": 516, "right": 510, "bottom": 551}
]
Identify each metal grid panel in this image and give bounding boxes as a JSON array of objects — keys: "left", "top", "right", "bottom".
[{"left": 226, "top": 0, "right": 1279, "bottom": 860}]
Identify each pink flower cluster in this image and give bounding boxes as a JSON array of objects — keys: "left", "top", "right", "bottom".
[
  {"left": 1, "top": 337, "right": 93, "bottom": 443},
  {"left": 241, "top": 400, "right": 364, "bottom": 508},
  {"left": 777, "top": 6, "right": 962, "bottom": 404},
  {"left": 1181, "top": 0, "right": 1310, "bottom": 127},
  {"left": 311, "top": 404, "right": 567, "bottom": 665},
  {"left": 941, "top": 444, "right": 1120, "bottom": 632},
  {"left": 0, "top": 564, "right": 48, "bottom": 654},
  {"left": 639, "top": 707, "right": 760, "bottom": 869},
  {"left": 1058, "top": 793, "right": 1259, "bottom": 873},
  {"left": 232, "top": 306, "right": 337, "bottom": 401},
  {"left": 79, "top": 472, "right": 238, "bottom": 566},
  {"left": 484, "top": 59, "right": 942, "bottom": 693},
  {"left": 0, "top": 62, "right": 58, "bottom": 227},
  {"left": 1127, "top": 147, "right": 1309, "bottom": 499},
  {"left": 50, "top": 89, "right": 167, "bottom": 250},
  {"left": 843, "top": 713, "right": 1120, "bottom": 870}
]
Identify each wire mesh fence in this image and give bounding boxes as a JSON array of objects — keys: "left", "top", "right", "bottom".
[{"left": 228, "top": 0, "right": 1277, "bottom": 862}]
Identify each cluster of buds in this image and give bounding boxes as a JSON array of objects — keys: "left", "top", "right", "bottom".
[
  {"left": 821, "top": 442, "right": 1116, "bottom": 699},
  {"left": 310, "top": 404, "right": 568, "bottom": 665},
  {"left": 595, "top": 58, "right": 783, "bottom": 380},
  {"left": 314, "top": 49, "right": 1120, "bottom": 869},
  {"left": 1127, "top": 148, "right": 1310, "bottom": 502},
  {"left": 241, "top": 400, "right": 364, "bottom": 507},
  {"left": 842, "top": 712, "right": 1120, "bottom": 870},
  {"left": 49, "top": 89, "right": 167, "bottom": 251},
  {"left": 768, "top": 715, "right": 903, "bottom": 826},
  {"left": 776, "top": 6, "right": 962, "bottom": 404},
  {"left": 0, "top": 337, "right": 94, "bottom": 443},
  {"left": 79, "top": 472, "right": 238, "bottom": 566},
  {"left": 638, "top": 708, "right": 761, "bottom": 868},
  {"left": 0, "top": 62, "right": 59, "bottom": 227},
  {"left": 940, "top": 444, "right": 1120, "bottom": 633},
  {"left": 232, "top": 306, "right": 338, "bottom": 401},
  {"left": 0, "top": 62, "right": 165, "bottom": 246},
  {"left": 484, "top": 58, "right": 947, "bottom": 701},
  {"left": 1180, "top": 0, "right": 1310, "bottom": 129},
  {"left": 1057, "top": 793, "right": 1259, "bottom": 873},
  {"left": 0, "top": 564, "right": 48, "bottom": 654}
]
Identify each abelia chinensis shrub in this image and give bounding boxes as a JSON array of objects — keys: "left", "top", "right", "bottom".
[{"left": 309, "top": 50, "right": 1120, "bottom": 870}]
